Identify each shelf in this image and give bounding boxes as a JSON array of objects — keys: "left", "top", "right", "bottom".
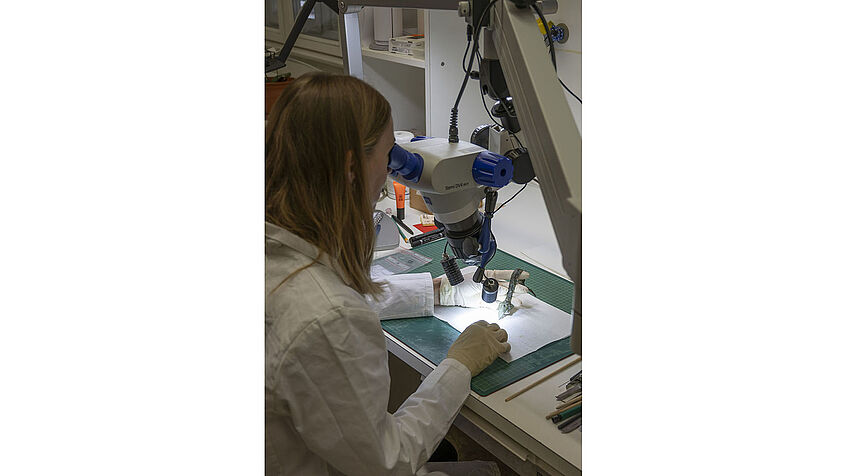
[{"left": 361, "top": 46, "right": 425, "bottom": 69}]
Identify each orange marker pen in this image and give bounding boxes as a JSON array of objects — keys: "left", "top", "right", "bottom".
[{"left": 393, "top": 181, "right": 406, "bottom": 220}]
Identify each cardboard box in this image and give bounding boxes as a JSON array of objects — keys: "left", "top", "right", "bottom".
[{"left": 409, "top": 188, "right": 430, "bottom": 214}]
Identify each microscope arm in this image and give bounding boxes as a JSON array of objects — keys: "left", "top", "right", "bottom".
[{"left": 490, "top": 0, "right": 582, "bottom": 353}]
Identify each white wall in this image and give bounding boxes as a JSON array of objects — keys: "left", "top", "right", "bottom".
[
  {"left": 426, "top": 9, "right": 494, "bottom": 140},
  {"left": 358, "top": 8, "right": 427, "bottom": 135},
  {"left": 363, "top": 57, "right": 426, "bottom": 134},
  {"left": 427, "top": 1, "right": 581, "bottom": 139},
  {"left": 550, "top": 0, "right": 582, "bottom": 133}
]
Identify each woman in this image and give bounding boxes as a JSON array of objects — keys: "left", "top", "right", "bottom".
[{"left": 265, "top": 72, "right": 510, "bottom": 476}]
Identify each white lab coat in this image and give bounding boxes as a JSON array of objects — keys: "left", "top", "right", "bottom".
[{"left": 265, "top": 223, "right": 498, "bottom": 476}]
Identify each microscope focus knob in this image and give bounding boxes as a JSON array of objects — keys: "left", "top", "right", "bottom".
[{"left": 472, "top": 151, "right": 513, "bottom": 188}]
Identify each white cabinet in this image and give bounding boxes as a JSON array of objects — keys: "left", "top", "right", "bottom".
[
  {"left": 356, "top": 8, "right": 427, "bottom": 135},
  {"left": 354, "top": 8, "right": 492, "bottom": 138}
]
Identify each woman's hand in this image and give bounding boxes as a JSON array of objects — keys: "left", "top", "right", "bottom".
[{"left": 447, "top": 320, "right": 511, "bottom": 375}]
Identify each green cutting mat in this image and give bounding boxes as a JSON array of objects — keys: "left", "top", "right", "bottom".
[{"left": 381, "top": 239, "right": 574, "bottom": 396}]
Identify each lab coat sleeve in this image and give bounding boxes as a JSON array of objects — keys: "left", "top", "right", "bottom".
[
  {"left": 367, "top": 272, "right": 435, "bottom": 320},
  {"left": 275, "top": 306, "right": 470, "bottom": 476}
]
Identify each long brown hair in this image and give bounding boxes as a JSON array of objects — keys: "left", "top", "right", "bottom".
[{"left": 266, "top": 73, "right": 390, "bottom": 296}]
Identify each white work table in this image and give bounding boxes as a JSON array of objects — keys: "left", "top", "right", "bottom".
[{"left": 375, "top": 182, "right": 581, "bottom": 475}]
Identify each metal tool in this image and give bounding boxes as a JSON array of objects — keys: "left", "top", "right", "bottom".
[
  {"left": 559, "top": 415, "right": 582, "bottom": 433},
  {"left": 556, "top": 385, "right": 581, "bottom": 402},
  {"left": 566, "top": 370, "right": 581, "bottom": 389},
  {"left": 558, "top": 369, "right": 582, "bottom": 388},
  {"left": 557, "top": 392, "right": 582, "bottom": 407},
  {"left": 497, "top": 267, "right": 525, "bottom": 319}
]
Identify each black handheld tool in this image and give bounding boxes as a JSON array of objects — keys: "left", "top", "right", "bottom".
[
  {"left": 410, "top": 227, "right": 445, "bottom": 248},
  {"left": 391, "top": 214, "right": 414, "bottom": 235}
]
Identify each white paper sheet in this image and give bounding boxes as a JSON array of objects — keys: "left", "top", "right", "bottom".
[
  {"left": 370, "top": 264, "right": 393, "bottom": 279},
  {"left": 433, "top": 294, "right": 572, "bottom": 362},
  {"left": 370, "top": 249, "right": 432, "bottom": 279}
]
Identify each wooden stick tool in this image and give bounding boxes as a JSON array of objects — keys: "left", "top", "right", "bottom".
[{"left": 504, "top": 356, "right": 581, "bottom": 402}]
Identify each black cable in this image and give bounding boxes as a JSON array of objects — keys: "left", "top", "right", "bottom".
[
  {"left": 531, "top": 3, "right": 556, "bottom": 71},
  {"left": 476, "top": 50, "right": 504, "bottom": 129},
  {"left": 530, "top": 4, "right": 582, "bottom": 104},
  {"left": 443, "top": 240, "right": 449, "bottom": 256},
  {"left": 478, "top": 77, "right": 525, "bottom": 152},
  {"left": 559, "top": 78, "right": 582, "bottom": 103},
  {"left": 478, "top": 82, "right": 528, "bottom": 162},
  {"left": 475, "top": 53, "right": 528, "bottom": 155},
  {"left": 479, "top": 84, "right": 501, "bottom": 128},
  {"left": 454, "top": 0, "right": 497, "bottom": 110},
  {"left": 449, "top": 0, "right": 499, "bottom": 142},
  {"left": 510, "top": 131, "right": 524, "bottom": 148},
  {"left": 494, "top": 183, "right": 528, "bottom": 213},
  {"left": 479, "top": 82, "right": 526, "bottom": 153},
  {"left": 461, "top": 25, "right": 472, "bottom": 73}
]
